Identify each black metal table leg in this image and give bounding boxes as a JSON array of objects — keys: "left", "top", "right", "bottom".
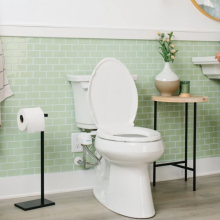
[
  {"left": 153, "top": 101, "right": 157, "bottom": 186},
  {"left": 152, "top": 98, "right": 202, "bottom": 192},
  {"left": 185, "top": 103, "right": 188, "bottom": 181},
  {"left": 193, "top": 103, "right": 197, "bottom": 191}
]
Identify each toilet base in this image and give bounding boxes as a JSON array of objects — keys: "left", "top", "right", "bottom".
[{"left": 93, "top": 162, "right": 155, "bottom": 219}]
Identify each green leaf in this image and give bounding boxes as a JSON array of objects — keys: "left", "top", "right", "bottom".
[
  {"left": 159, "top": 52, "right": 165, "bottom": 60},
  {"left": 169, "top": 31, "right": 173, "bottom": 40}
]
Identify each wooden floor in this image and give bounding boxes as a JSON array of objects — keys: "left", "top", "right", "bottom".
[{"left": 1, "top": 174, "right": 220, "bottom": 220}]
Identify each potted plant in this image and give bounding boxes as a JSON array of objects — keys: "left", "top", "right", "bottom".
[{"left": 155, "top": 31, "right": 180, "bottom": 97}]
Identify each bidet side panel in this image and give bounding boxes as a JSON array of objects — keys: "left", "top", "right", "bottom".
[{"left": 93, "top": 158, "right": 111, "bottom": 206}]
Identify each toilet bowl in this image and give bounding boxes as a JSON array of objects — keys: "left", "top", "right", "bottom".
[{"left": 87, "top": 58, "right": 164, "bottom": 218}]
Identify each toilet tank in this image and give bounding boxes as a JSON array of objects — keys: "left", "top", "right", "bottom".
[{"left": 67, "top": 75, "right": 138, "bottom": 130}]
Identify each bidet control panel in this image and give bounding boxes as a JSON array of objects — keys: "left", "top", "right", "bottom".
[{"left": 71, "top": 131, "right": 97, "bottom": 152}]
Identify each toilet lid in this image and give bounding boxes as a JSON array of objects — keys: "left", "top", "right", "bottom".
[{"left": 88, "top": 58, "right": 138, "bottom": 128}]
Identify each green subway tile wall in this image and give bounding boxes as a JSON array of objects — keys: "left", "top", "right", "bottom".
[{"left": 0, "top": 37, "right": 220, "bottom": 177}]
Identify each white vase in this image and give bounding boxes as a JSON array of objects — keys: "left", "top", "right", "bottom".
[{"left": 155, "top": 62, "right": 180, "bottom": 97}]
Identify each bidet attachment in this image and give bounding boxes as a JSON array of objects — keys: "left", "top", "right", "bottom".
[
  {"left": 74, "top": 131, "right": 102, "bottom": 170},
  {"left": 78, "top": 133, "right": 93, "bottom": 145}
]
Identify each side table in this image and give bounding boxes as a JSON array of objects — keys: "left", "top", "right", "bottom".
[{"left": 151, "top": 95, "right": 208, "bottom": 191}]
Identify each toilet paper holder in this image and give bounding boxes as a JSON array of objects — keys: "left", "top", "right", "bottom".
[{"left": 14, "top": 114, "right": 55, "bottom": 211}]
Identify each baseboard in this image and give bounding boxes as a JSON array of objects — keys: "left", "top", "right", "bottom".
[
  {"left": 0, "top": 157, "right": 220, "bottom": 200},
  {"left": 0, "top": 169, "right": 96, "bottom": 200}
]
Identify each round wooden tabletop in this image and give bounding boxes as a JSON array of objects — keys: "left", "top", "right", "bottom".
[{"left": 151, "top": 95, "right": 208, "bottom": 103}]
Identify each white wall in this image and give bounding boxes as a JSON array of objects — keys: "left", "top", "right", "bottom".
[
  {"left": 0, "top": 0, "right": 219, "bottom": 31},
  {"left": 0, "top": 0, "right": 220, "bottom": 40}
]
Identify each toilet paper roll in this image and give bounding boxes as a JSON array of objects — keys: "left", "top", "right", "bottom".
[{"left": 17, "top": 107, "right": 45, "bottom": 133}]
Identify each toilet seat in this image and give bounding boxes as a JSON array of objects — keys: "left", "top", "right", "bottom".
[
  {"left": 97, "top": 126, "right": 161, "bottom": 143},
  {"left": 88, "top": 57, "right": 160, "bottom": 144},
  {"left": 88, "top": 57, "right": 138, "bottom": 128}
]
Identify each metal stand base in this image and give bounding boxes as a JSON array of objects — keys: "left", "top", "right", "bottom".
[{"left": 14, "top": 199, "right": 55, "bottom": 211}]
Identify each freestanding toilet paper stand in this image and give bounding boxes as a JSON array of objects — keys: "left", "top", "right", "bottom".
[{"left": 14, "top": 114, "right": 55, "bottom": 211}]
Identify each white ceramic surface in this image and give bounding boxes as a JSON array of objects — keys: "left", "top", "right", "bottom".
[
  {"left": 88, "top": 58, "right": 164, "bottom": 218},
  {"left": 155, "top": 62, "right": 179, "bottom": 81},
  {"left": 67, "top": 74, "right": 138, "bottom": 129},
  {"left": 97, "top": 125, "right": 161, "bottom": 143},
  {"left": 88, "top": 58, "right": 138, "bottom": 128},
  {"left": 94, "top": 137, "right": 164, "bottom": 218}
]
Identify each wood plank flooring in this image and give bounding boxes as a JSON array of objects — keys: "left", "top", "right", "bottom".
[{"left": 1, "top": 174, "right": 220, "bottom": 220}]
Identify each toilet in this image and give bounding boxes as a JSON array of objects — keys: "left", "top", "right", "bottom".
[{"left": 68, "top": 58, "right": 164, "bottom": 219}]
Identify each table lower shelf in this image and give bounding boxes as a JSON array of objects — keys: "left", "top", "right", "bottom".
[{"left": 155, "top": 161, "right": 195, "bottom": 172}]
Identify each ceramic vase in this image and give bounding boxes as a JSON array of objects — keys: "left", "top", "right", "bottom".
[{"left": 155, "top": 62, "right": 180, "bottom": 97}]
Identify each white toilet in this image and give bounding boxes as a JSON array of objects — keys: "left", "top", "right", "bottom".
[{"left": 68, "top": 58, "right": 164, "bottom": 219}]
